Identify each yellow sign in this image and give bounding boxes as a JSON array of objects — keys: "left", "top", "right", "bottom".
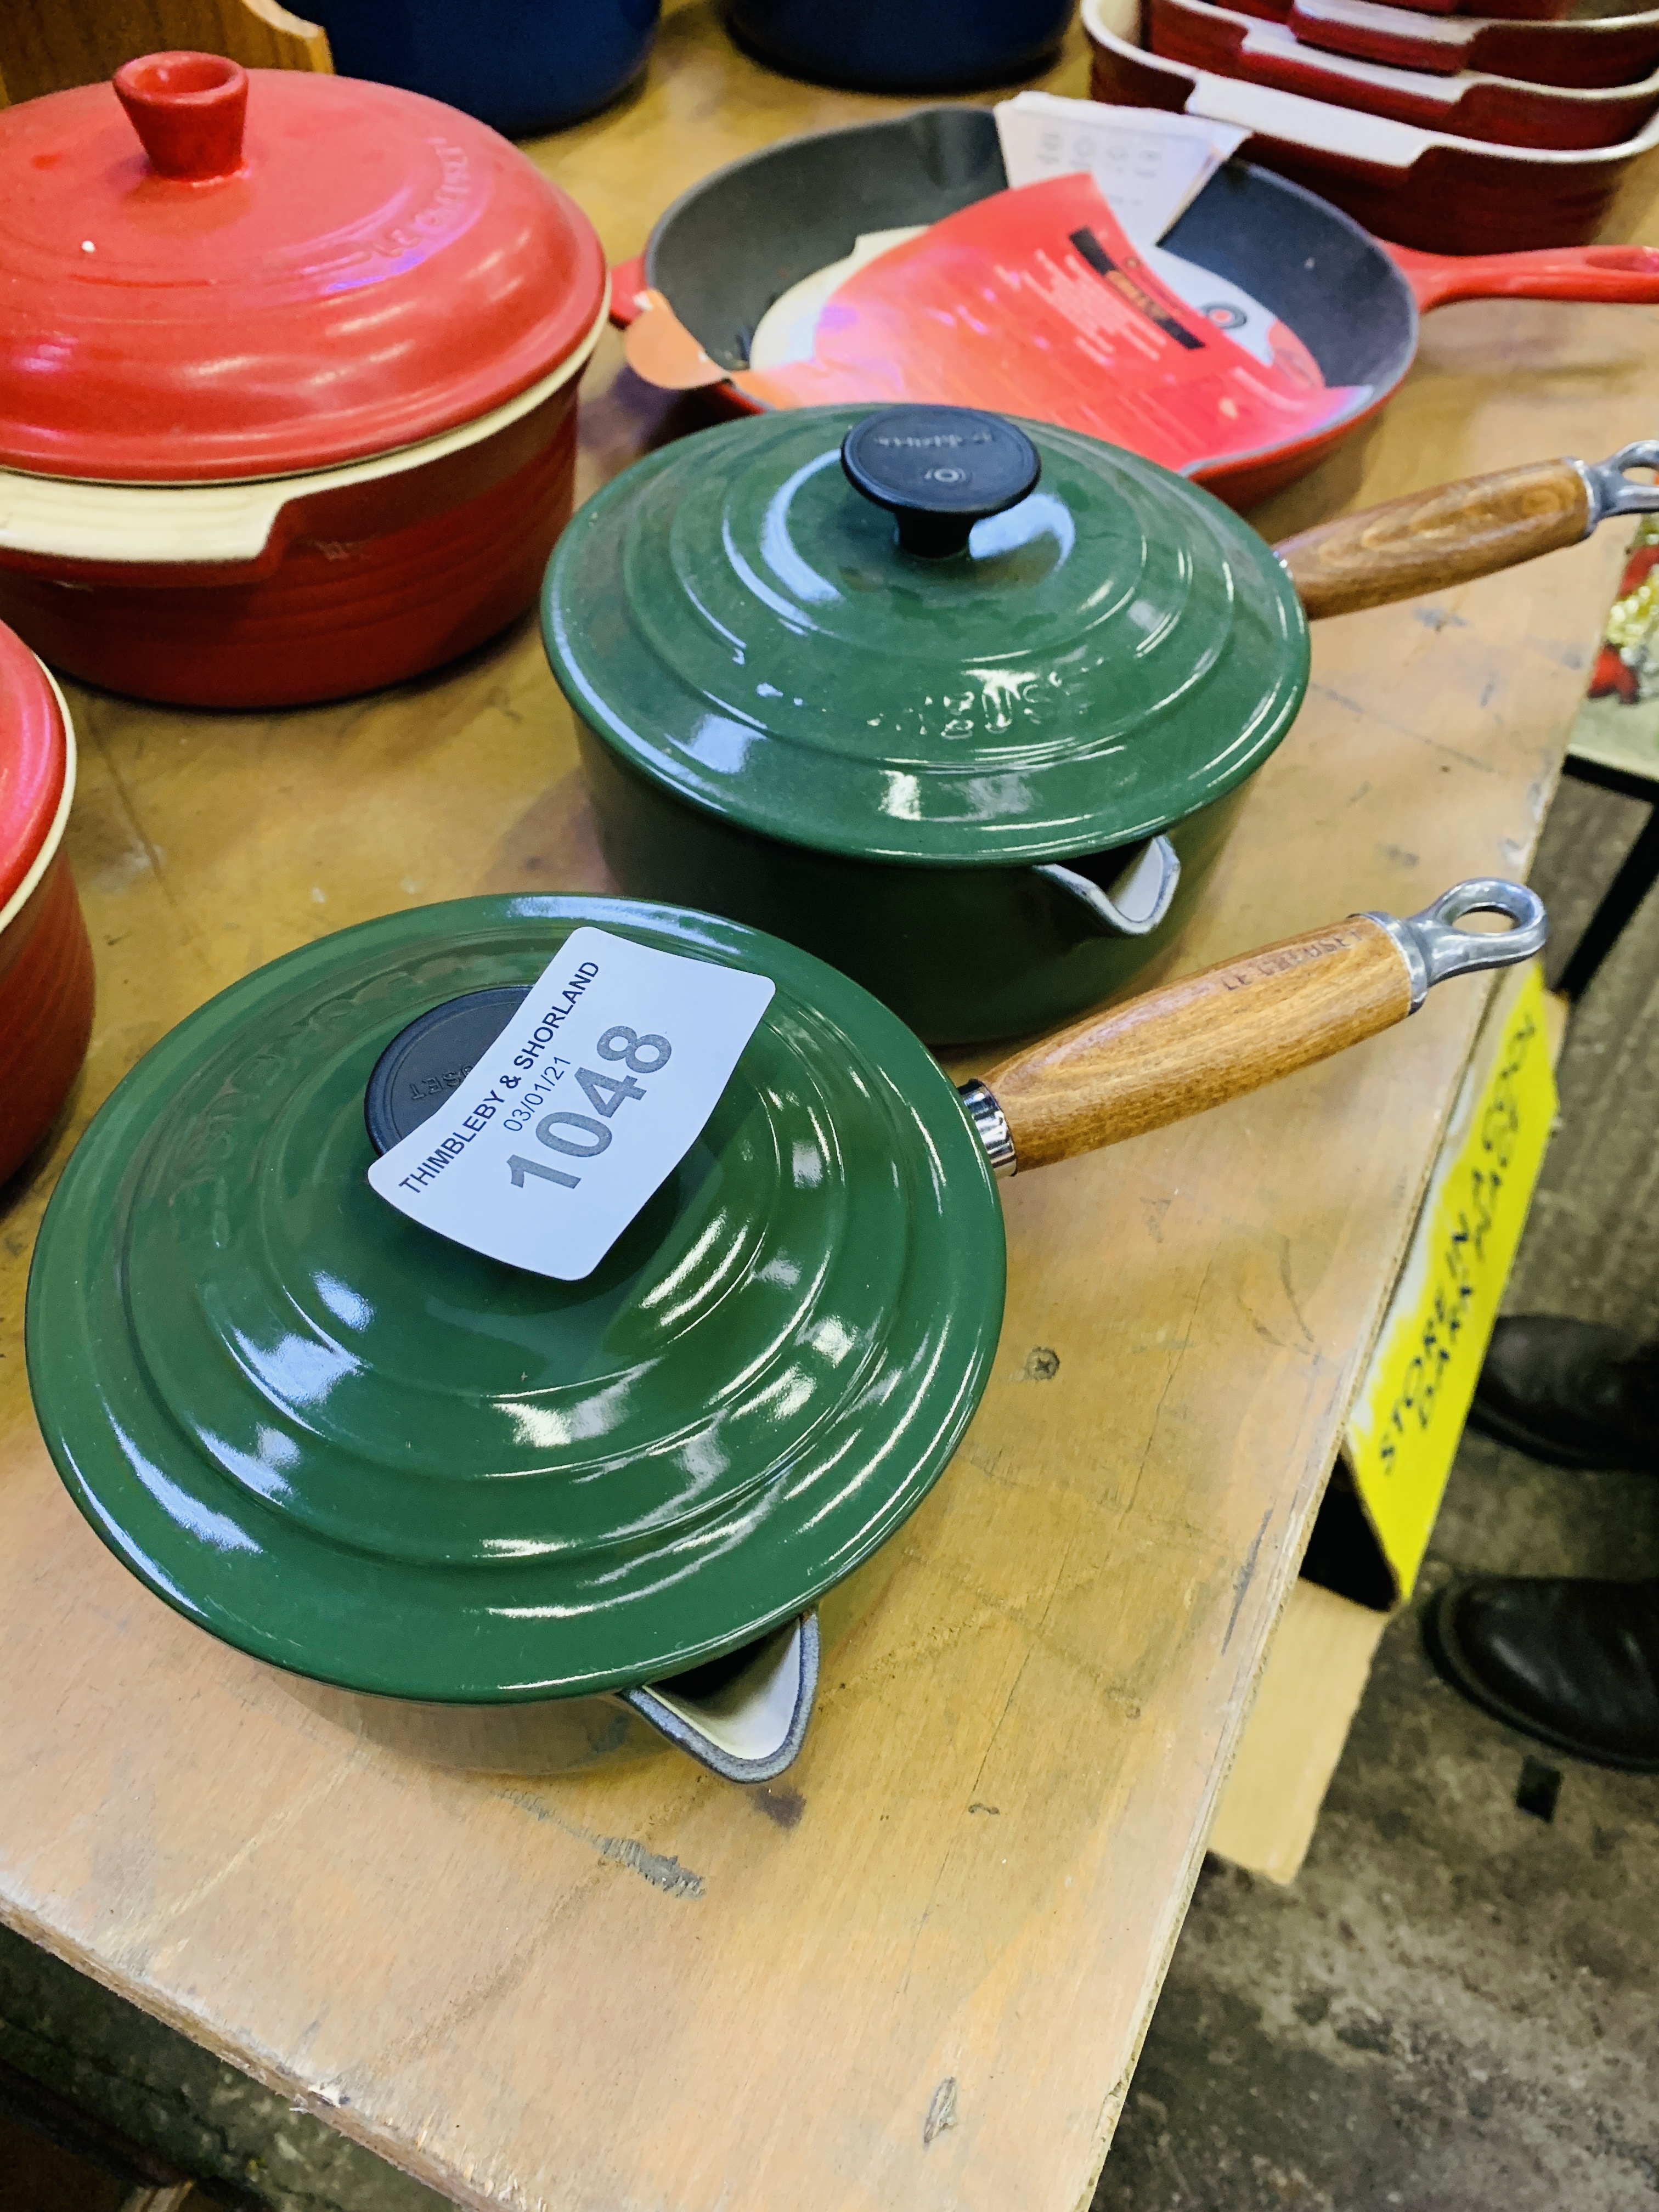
[{"left": 1344, "top": 963, "right": 1558, "bottom": 1601}]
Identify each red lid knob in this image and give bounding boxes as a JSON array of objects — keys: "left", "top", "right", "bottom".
[{"left": 114, "top": 51, "right": 248, "bottom": 181}]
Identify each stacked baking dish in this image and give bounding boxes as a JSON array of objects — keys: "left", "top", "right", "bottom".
[{"left": 1083, "top": 0, "right": 1659, "bottom": 247}]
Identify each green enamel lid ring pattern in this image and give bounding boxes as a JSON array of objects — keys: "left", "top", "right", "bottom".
[
  {"left": 542, "top": 404, "right": 1311, "bottom": 867},
  {"left": 26, "top": 896, "right": 1005, "bottom": 1703}
]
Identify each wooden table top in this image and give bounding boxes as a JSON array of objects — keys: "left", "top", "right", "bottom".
[{"left": 1, "top": 9, "right": 1655, "bottom": 2209}]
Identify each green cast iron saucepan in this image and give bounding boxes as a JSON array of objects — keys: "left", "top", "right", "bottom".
[
  {"left": 27, "top": 883, "right": 1541, "bottom": 1783},
  {"left": 543, "top": 400, "right": 1655, "bottom": 1046}
]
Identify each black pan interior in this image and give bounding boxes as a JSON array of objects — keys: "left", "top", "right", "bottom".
[
  {"left": 1162, "top": 161, "right": 1414, "bottom": 392},
  {"left": 646, "top": 104, "right": 1419, "bottom": 407}
]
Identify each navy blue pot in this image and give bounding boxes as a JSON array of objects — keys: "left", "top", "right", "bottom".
[
  {"left": 724, "top": 0, "right": 1074, "bottom": 91},
  {"left": 313, "top": 0, "right": 661, "bottom": 137}
]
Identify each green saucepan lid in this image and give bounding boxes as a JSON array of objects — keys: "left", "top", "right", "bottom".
[
  {"left": 543, "top": 402, "right": 1310, "bottom": 867},
  {"left": 26, "top": 897, "right": 1003, "bottom": 1703}
]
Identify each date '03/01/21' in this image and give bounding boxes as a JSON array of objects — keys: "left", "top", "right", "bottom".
[
  {"left": 507, "top": 1025, "right": 674, "bottom": 1194},
  {"left": 368, "top": 925, "right": 776, "bottom": 1280}
]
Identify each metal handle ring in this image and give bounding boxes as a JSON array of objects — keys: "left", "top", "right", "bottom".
[
  {"left": 1575, "top": 440, "right": 1659, "bottom": 534},
  {"left": 1360, "top": 877, "right": 1549, "bottom": 1011}
]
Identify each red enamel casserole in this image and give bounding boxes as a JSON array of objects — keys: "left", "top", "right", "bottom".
[
  {"left": 0, "top": 53, "right": 608, "bottom": 709},
  {"left": 0, "top": 624, "right": 93, "bottom": 1183}
]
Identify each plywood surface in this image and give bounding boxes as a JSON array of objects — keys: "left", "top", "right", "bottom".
[
  {"left": 0, "top": 0, "right": 331, "bottom": 106},
  {"left": 1, "top": 10, "right": 1655, "bottom": 2210}
]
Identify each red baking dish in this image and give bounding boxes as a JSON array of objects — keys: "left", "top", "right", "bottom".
[
  {"left": 1086, "top": 0, "right": 1659, "bottom": 246},
  {"left": 1148, "top": 0, "right": 1659, "bottom": 142},
  {"left": 0, "top": 54, "right": 608, "bottom": 710},
  {"left": 0, "top": 625, "right": 93, "bottom": 1186},
  {"left": 1291, "top": 0, "right": 1575, "bottom": 20},
  {"left": 1279, "top": 0, "right": 1659, "bottom": 89}
]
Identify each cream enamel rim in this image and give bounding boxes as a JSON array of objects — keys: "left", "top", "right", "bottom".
[
  {"left": 0, "top": 659, "right": 76, "bottom": 942},
  {"left": 0, "top": 280, "right": 610, "bottom": 569}
]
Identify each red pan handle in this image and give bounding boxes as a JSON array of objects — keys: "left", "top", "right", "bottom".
[
  {"left": 1390, "top": 241, "right": 1659, "bottom": 314},
  {"left": 609, "top": 255, "right": 649, "bottom": 329}
]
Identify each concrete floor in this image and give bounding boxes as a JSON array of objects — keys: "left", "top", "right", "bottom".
[
  {"left": 3, "top": 771, "right": 1655, "bottom": 2212},
  {"left": 1093, "top": 769, "right": 1659, "bottom": 2212}
]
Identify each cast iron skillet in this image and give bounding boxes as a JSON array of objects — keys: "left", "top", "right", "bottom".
[{"left": 619, "top": 104, "right": 1659, "bottom": 507}]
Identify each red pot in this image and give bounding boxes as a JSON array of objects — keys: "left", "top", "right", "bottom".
[
  {"left": 0, "top": 626, "right": 93, "bottom": 1185},
  {"left": 0, "top": 53, "right": 607, "bottom": 709}
]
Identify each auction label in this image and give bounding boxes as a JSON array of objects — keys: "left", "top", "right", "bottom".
[{"left": 367, "top": 928, "right": 775, "bottom": 1280}]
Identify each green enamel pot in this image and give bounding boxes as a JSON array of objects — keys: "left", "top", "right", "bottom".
[
  {"left": 26, "top": 881, "right": 1546, "bottom": 1781},
  {"left": 543, "top": 403, "right": 1651, "bottom": 1046},
  {"left": 545, "top": 403, "right": 1307, "bottom": 1045},
  {"left": 26, "top": 897, "right": 1003, "bottom": 1782}
]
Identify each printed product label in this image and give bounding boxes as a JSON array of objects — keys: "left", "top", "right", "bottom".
[
  {"left": 736, "top": 174, "right": 1365, "bottom": 477},
  {"left": 367, "top": 928, "right": 775, "bottom": 1280}
]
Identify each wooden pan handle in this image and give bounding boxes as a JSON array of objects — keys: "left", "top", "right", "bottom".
[
  {"left": 979, "top": 918, "right": 1411, "bottom": 1172},
  {"left": 1275, "top": 459, "right": 1588, "bottom": 622},
  {"left": 972, "top": 880, "right": 1549, "bottom": 1174}
]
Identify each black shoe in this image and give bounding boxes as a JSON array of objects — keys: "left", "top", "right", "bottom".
[
  {"left": 1425, "top": 1574, "right": 1659, "bottom": 1770},
  {"left": 1466, "top": 1316, "right": 1659, "bottom": 1474}
]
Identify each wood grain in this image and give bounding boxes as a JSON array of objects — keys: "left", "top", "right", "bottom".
[
  {"left": 0, "top": 9, "right": 1647, "bottom": 2210},
  {"left": 0, "top": 0, "right": 330, "bottom": 106},
  {"left": 1277, "top": 456, "right": 1592, "bottom": 619},
  {"left": 983, "top": 918, "right": 1413, "bottom": 1171}
]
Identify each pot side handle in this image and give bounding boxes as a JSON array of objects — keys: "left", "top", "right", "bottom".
[
  {"left": 0, "top": 323, "right": 607, "bottom": 574},
  {"left": 967, "top": 879, "right": 1545, "bottom": 1175},
  {"left": 1275, "top": 442, "right": 1659, "bottom": 622},
  {"left": 622, "top": 1613, "right": 820, "bottom": 1784},
  {"left": 0, "top": 471, "right": 296, "bottom": 573},
  {"left": 1035, "top": 833, "right": 1181, "bottom": 938}
]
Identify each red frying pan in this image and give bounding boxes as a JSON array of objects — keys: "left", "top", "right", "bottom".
[{"left": 609, "top": 104, "right": 1659, "bottom": 509}]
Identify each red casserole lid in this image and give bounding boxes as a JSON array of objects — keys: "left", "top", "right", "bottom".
[
  {"left": 0, "top": 624, "right": 69, "bottom": 912},
  {"left": 0, "top": 52, "right": 608, "bottom": 485}
]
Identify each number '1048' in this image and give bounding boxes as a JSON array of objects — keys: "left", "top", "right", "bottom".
[{"left": 506, "top": 1026, "right": 672, "bottom": 1193}]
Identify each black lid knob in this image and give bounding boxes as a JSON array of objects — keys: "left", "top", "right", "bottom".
[
  {"left": 840, "top": 405, "right": 1042, "bottom": 559},
  {"left": 364, "top": 986, "right": 528, "bottom": 1156}
]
